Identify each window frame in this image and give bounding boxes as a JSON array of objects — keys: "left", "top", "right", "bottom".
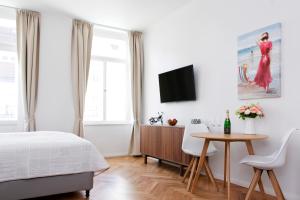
[
  {"left": 0, "top": 7, "right": 23, "bottom": 125},
  {"left": 84, "top": 27, "right": 132, "bottom": 125}
]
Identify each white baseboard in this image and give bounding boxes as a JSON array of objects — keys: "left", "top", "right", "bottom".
[{"left": 103, "top": 152, "right": 129, "bottom": 158}]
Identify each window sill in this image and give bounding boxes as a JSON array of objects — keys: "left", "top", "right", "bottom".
[
  {"left": 0, "top": 120, "right": 19, "bottom": 125},
  {"left": 84, "top": 121, "right": 133, "bottom": 126}
]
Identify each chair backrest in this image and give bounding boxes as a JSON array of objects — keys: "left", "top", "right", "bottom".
[
  {"left": 182, "top": 123, "right": 216, "bottom": 155},
  {"left": 272, "top": 128, "right": 299, "bottom": 167}
]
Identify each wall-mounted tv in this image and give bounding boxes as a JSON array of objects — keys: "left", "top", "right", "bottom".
[{"left": 158, "top": 65, "right": 196, "bottom": 103}]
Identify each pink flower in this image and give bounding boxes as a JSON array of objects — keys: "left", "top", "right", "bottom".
[
  {"left": 250, "top": 106, "right": 259, "bottom": 113},
  {"left": 255, "top": 104, "right": 262, "bottom": 110},
  {"left": 240, "top": 106, "right": 247, "bottom": 112}
]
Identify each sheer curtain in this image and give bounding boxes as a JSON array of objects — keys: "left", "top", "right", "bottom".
[
  {"left": 129, "top": 31, "right": 144, "bottom": 155},
  {"left": 16, "top": 10, "right": 40, "bottom": 131},
  {"left": 71, "top": 19, "right": 93, "bottom": 137}
]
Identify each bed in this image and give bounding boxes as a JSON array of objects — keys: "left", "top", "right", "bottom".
[{"left": 0, "top": 131, "right": 109, "bottom": 200}]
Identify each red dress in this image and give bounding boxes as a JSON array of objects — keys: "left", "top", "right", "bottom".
[{"left": 254, "top": 41, "right": 272, "bottom": 89}]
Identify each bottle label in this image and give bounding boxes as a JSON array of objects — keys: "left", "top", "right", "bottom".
[{"left": 224, "top": 127, "right": 231, "bottom": 134}]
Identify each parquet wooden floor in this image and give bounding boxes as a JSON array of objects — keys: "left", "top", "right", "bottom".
[{"left": 32, "top": 156, "right": 276, "bottom": 200}]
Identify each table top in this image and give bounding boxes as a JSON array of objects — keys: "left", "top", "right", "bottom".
[{"left": 191, "top": 132, "right": 268, "bottom": 141}]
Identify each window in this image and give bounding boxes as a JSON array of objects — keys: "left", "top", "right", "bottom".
[
  {"left": 0, "top": 8, "right": 18, "bottom": 121},
  {"left": 84, "top": 26, "right": 131, "bottom": 123}
]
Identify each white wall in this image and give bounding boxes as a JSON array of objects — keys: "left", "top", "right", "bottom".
[
  {"left": 36, "top": 11, "right": 74, "bottom": 132},
  {"left": 85, "top": 124, "right": 132, "bottom": 157},
  {"left": 0, "top": 10, "right": 132, "bottom": 157},
  {"left": 143, "top": 0, "right": 300, "bottom": 199}
]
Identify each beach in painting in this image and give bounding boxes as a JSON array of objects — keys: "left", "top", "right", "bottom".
[{"left": 237, "top": 23, "right": 281, "bottom": 99}]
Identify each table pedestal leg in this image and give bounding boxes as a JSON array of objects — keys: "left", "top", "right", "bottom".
[
  {"left": 224, "top": 142, "right": 227, "bottom": 187},
  {"left": 226, "top": 141, "right": 231, "bottom": 200},
  {"left": 245, "top": 141, "right": 265, "bottom": 194}
]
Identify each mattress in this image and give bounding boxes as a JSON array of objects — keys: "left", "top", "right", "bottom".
[{"left": 0, "top": 131, "right": 109, "bottom": 182}]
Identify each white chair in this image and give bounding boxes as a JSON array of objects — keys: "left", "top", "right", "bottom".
[
  {"left": 182, "top": 123, "right": 218, "bottom": 191},
  {"left": 240, "top": 128, "right": 299, "bottom": 200}
]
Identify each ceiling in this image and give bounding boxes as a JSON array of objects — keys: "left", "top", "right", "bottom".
[{"left": 0, "top": 0, "right": 192, "bottom": 30}]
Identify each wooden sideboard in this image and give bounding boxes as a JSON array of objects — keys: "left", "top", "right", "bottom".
[{"left": 140, "top": 125, "right": 192, "bottom": 175}]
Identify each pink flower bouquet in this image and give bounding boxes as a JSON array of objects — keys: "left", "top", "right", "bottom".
[{"left": 236, "top": 104, "right": 264, "bottom": 120}]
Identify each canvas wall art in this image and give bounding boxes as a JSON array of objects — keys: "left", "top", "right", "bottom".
[{"left": 237, "top": 23, "right": 281, "bottom": 99}]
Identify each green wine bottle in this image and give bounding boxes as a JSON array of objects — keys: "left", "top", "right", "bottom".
[{"left": 224, "top": 110, "right": 231, "bottom": 134}]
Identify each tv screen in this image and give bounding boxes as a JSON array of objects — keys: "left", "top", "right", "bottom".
[{"left": 158, "top": 65, "right": 196, "bottom": 103}]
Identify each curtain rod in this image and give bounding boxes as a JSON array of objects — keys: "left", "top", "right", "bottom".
[
  {"left": 93, "top": 22, "right": 130, "bottom": 32},
  {"left": 0, "top": 4, "right": 132, "bottom": 32},
  {"left": 0, "top": 4, "right": 18, "bottom": 10}
]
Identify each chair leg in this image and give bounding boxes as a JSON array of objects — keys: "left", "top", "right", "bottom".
[
  {"left": 245, "top": 169, "right": 263, "bottom": 200},
  {"left": 245, "top": 141, "right": 265, "bottom": 194},
  {"left": 204, "top": 159, "right": 218, "bottom": 191},
  {"left": 187, "top": 157, "right": 198, "bottom": 191},
  {"left": 267, "top": 170, "right": 285, "bottom": 200},
  {"left": 182, "top": 157, "right": 195, "bottom": 183}
]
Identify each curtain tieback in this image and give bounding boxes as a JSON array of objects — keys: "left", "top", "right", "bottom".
[
  {"left": 77, "top": 118, "right": 83, "bottom": 123},
  {"left": 25, "top": 116, "right": 35, "bottom": 122}
]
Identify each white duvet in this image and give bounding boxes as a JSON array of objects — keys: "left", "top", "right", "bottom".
[{"left": 0, "top": 131, "right": 109, "bottom": 183}]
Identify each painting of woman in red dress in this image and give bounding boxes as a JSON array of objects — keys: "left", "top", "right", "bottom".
[
  {"left": 254, "top": 32, "right": 273, "bottom": 93},
  {"left": 237, "top": 23, "right": 281, "bottom": 99}
]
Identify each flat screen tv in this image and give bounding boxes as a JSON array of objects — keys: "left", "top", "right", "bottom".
[{"left": 158, "top": 65, "right": 196, "bottom": 103}]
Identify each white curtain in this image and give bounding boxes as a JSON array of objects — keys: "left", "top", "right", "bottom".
[
  {"left": 16, "top": 10, "right": 40, "bottom": 131},
  {"left": 129, "top": 31, "right": 144, "bottom": 155},
  {"left": 71, "top": 19, "right": 93, "bottom": 137}
]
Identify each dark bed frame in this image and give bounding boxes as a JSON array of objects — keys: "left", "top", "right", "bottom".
[{"left": 0, "top": 172, "right": 94, "bottom": 200}]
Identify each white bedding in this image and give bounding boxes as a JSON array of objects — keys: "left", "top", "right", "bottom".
[{"left": 0, "top": 131, "right": 109, "bottom": 183}]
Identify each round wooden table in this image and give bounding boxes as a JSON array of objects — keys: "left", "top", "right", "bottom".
[{"left": 189, "top": 132, "right": 268, "bottom": 200}]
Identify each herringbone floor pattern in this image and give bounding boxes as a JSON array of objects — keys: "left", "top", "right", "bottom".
[{"left": 33, "top": 156, "right": 276, "bottom": 200}]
